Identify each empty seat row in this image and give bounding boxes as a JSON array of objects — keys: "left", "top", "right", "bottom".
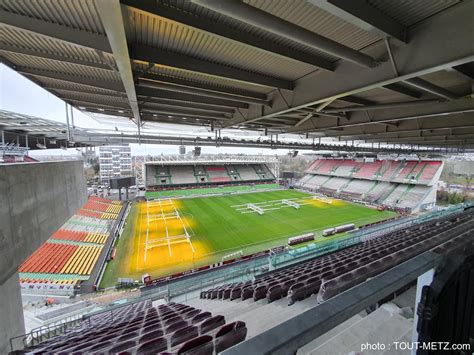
[{"left": 22, "top": 302, "right": 247, "bottom": 354}]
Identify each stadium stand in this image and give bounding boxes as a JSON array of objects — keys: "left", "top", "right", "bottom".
[
  {"left": 170, "top": 165, "right": 196, "bottom": 184},
  {"left": 236, "top": 165, "right": 261, "bottom": 181},
  {"left": 206, "top": 165, "right": 231, "bottom": 183},
  {"left": 18, "top": 197, "right": 123, "bottom": 291},
  {"left": 297, "top": 158, "right": 442, "bottom": 212},
  {"left": 145, "top": 162, "right": 276, "bottom": 191},
  {"left": 200, "top": 209, "right": 473, "bottom": 306},
  {"left": 19, "top": 301, "right": 247, "bottom": 354}
]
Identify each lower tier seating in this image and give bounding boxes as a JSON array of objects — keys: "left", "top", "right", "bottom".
[
  {"left": 21, "top": 302, "right": 247, "bottom": 354},
  {"left": 200, "top": 210, "right": 473, "bottom": 306}
]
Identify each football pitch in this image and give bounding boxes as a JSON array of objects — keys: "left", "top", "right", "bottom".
[{"left": 101, "top": 190, "right": 397, "bottom": 287}]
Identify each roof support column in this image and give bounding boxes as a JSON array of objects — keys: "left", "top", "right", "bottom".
[{"left": 96, "top": 0, "right": 142, "bottom": 140}]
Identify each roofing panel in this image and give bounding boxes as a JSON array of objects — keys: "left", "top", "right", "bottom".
[
  {"left": 31, "top": 77, "right": 127, "bottom": 97},
  {"left": 0, "top": 27, "right": 115, "bottom": 67},
  {"left": 125, "top": 7, "right": 315, "bottom": 81},
  {"left": 54, "top": 91, "right": 131, "bottom": 108},
  {"left": 245, "top": 0, "right": 381, "bottom": 51},
  {"left": 0, "top": 0, "right": 105, "bottom": 34},
  {"left": 135, "top": 62, "right": 274, "bottom": 95},
  {"left": 367, "top": 0, "right": 461, "bottom": 27},
  {"left": 158, "top": 0, "right": 339, "bottom": 62},
  {"left": 0, "top": 52, "right": 121, "bottom": 82}
]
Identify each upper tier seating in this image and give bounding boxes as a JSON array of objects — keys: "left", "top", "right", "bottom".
[
  {"left": 353, "top": 161, "right": 382, "bottom": 179},
  {"left": 333, "top": 160, "right": 360, "bottom": 176},
  {"left": 377, "top": 161, "right": 403, "bottom": 181},
  {"left": 418, "top": 161, "right": 442, "bottom": 183},
  {"left": 200, "top": 210, "right": 473, "bottom": 306},
  {"left": 21, "top": 302, "right": 248, "bottom": 354},
  {"left": 394, "top": 161, "right": 418, "bottom": 181},
  {"left": 315, "top": 160, "right": 341, "bottom": 174}
]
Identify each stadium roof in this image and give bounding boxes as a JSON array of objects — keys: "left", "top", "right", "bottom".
[{"left": 1, "top": 0, "right": 473, "bottom": 149}]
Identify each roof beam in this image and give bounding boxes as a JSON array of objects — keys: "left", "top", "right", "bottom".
[
  {"left": 317, "top": 115, "right": 474, "bottom": 138},
  {"left": 288, "top": 99, "right": 474, "bottom": 133},
  {"left": 18, "top": 67, "right": 124, "bottom": 92},
  {"left": 323, "top": 99, "right": 440, "bottom": 113},
  {"left": 0, "top": 10, "right": 111, "bottom": 52},
  {"left": 137, "top": 77, "right": 269, "bottom": 106},
  {"left": 136, "top": 87, "right": 249, "bottom": 109},
  {"left": 43, "top": 85, "right": 127, "bottom": 98},
  {"left": 138, "top": 72, "right": 268, "bottom": 102},
  {"left": 404, "top": 78, "right": 459, "bottom": 100},
  {"left": 192, "top": 0, "right": 377, "bottom": 68},
  {"left": 452, "top": 62, "right": 474, "bottom": 80},
  {"left": 63, "top": 98, "right": 130, "bottom": 111},
  {"left": 96, "top": 0, "right": 142, "bottom": 132},
  {"left": 224, "top": 1, "right": 474, "bottom": 127},
  {"left": 122, "top": 0, "right": 334, "bottom": 71},
  {"left": 140, "top": 108, "right": 228, "bottom": 121},
  {"left": 311, "top": 0, "right": 406, "bottom": 42},
  {"left": 131, "top": 44, "right": 293, "bottom": 90},
  {"left": 138, "top": 96, "right": 235, "bottom": 114},
  {"left": 383, "top": 83, "right": 423, "bottom": 99},
  {"left": 0, "top": 44, "right": 114, "bottom": 71},
  {"left": 141, "top": 101, "right": 233, "bottom": 117}
]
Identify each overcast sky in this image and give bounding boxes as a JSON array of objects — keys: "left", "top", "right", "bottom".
[{"left": 1, "top": 64, "right": 325, "bottom": 157}]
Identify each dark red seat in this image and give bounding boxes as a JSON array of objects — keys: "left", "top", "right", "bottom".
[
  {"left": 136, "top": 337, "right": 167, "bottom": 354},
  {"left": 139, "top": 329, "right": 163, "bottom": 343},
  {"left": 230, "top": 287, "right": 242, "bottom": 300},
  {"left": 170, "top": 325, "right": 199, "bottom": 347},
  {"left": 177, "top": 335, "right": 213, "bottom": 355},
  {"left": 191, "top": 311, "right": 212, "bottom": 324},
  {"left": 253, "top": 285, "right": 267, "bottom": 301},
  {"left": 165, "top": 320, "right": 188, "bottom": 334},
  {"left": 109, "top": 340, "right": 136, "bottom": 353},
  {"left": 241, "top": 286, "right": 254, "bottom": 300},
  {"left": 215, "top": 321, "right": 247, "bottom": 353},
  {"left": 199, "top": 315, "right": 225, "bottom": 334}
]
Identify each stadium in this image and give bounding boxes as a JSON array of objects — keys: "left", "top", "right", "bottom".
[{"left": 0, "top": 1, "right": 473, "bottom": 354}]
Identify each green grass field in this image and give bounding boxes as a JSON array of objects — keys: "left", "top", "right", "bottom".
[
  {"left": 100, "top": 189, "right": 397, "bottom": 287},
  {"left": 144, "top": 183, "right": 281, "bottom": 199}
]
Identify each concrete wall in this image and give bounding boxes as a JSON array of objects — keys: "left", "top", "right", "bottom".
[
  {"left": 0, "top": 161, "right": 87, "bottom": 353},
  {"left": 0, "top": 273, "right": 25, "bottom": 353}
]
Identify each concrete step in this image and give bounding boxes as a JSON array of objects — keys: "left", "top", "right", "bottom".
[
  {"left": 297, "top": 313, "right": 364, "bottom": 355},
  {"left": 186, "top": 294, "right": 318, "bottom": 338},
  {"left": 303, "top": 304, "right": 413, "bottom": 355}
]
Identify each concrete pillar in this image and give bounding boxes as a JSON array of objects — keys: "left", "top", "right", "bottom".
[
  {"left": 0, "top": 272, "right": 25, "bottom": 354},
  {"left": 0, "top": 161, "right": 87, "bottom": 352}
]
